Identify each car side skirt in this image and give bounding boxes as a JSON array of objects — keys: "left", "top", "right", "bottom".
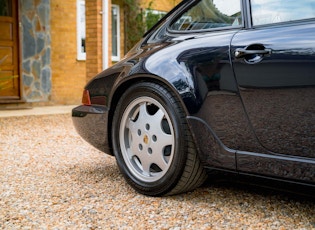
[
  {"left": 237, "top": 151, "right": 315, "bottom": 185},
  {"left": 187, "top": 115, "right": 315, "bottom": 187}
]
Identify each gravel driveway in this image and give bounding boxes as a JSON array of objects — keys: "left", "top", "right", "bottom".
[{"left": 1, "top": 114, "right": 314, "bottom": 229}]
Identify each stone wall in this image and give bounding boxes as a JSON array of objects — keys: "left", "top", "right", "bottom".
[{"left": 20, "top": 0, "right": 51, "bottom": 102}]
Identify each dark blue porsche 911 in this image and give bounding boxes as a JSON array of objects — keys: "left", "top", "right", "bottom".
[{"left": 72, "top": 0, "right": 315, "bottom": 196}]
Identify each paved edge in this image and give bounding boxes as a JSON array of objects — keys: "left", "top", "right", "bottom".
[{"left": 0, "top": 105, "right": 77, "bottom": 118}]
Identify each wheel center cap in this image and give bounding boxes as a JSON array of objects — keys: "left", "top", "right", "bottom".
[{"left": 143, "top": 134, "right": 149, "bottom": 145}]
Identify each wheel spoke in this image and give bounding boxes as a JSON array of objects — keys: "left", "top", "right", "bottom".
[
  {"left": 152, "top": 151, "right": 168, "bottom": 170},
  {"left": 156, "top": 131, "right": 173, "bottom": 148},
  {"left": 138, "top": 102, "right": 149, "bottom": 121},
  {"left": 151, "top": 108, "right": 165, "bottom": 123},
  {"left": 151, "top": 109, "right": 174, "bottom": 147},
  {"left": 126, "top": 118, "right": 136, "bottom": 132},
  {"left": 139, "top": 156, "right": 152, "bottom": 177},
  {"left": 127, "top": 120, "right": 141, "bottom": 152}
]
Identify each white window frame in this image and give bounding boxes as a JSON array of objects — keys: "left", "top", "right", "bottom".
[
  {"left": 102, "top": 0, "right": 109, "bottom": 69},
  {"left": 111, "top": 4, "right": 120, "bottom": 62},
  {"left": 77, "top": 0, "right": 86, "bottom": 60}
]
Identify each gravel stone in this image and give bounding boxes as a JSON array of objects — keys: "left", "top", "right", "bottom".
[{"left": 0, "top": 114, "right": 314, "bottom": 229}]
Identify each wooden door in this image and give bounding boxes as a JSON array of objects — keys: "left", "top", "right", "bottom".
[{"left": 0, "top": 0, "right": 20, "bottom": 99}]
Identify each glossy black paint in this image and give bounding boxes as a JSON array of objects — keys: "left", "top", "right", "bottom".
[
  {"left": 72, "top": 0, "right": 315, "bottom": 190},
  {"left": 72, "top": 105, "right": 111, "bottom": 154},
  {"left": 231, "top": 22, "right": 315, "bottom": 183},
  {"left": 232, "top": 22, "right": 315, "bottom": 157}
]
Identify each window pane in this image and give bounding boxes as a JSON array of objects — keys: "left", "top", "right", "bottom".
[
  {"left": 251, "top": 0, "right": 315, "bottom": 26},
  {"left": 112, "top": 6, "right": 118, "bottom": 57},
  {"left": 77, "top": 0, "right": 86, "bottom": 60},
  {"left": 170, "top": 0, "right": 242, "bottom": 31},
  {"left": 79, "top": 2, "right": 86, "bottom": 53},
  {"left": 0, "top": 0, "right": 12, "bottom": 16}
]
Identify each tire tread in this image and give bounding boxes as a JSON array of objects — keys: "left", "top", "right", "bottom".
[{"left": 161, "top": 84, "right": 207, "bottom": 196}]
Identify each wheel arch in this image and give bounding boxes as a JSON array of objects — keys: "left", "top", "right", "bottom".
[{"left": 107, "top": 74, "right": 190, "bottom": 154}]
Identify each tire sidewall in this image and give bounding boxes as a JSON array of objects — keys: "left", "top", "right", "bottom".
[{"left": 112, "top": 82, "right": 188, "bottom": 196}]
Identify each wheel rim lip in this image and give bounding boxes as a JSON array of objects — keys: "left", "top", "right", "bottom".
[{"left": 119, "top": 96, "right": 175, "bottom": 183}]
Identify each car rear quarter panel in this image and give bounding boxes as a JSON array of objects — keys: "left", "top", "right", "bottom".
[{"left": 143, "top": 31, "right": 265, "bottom": 170}]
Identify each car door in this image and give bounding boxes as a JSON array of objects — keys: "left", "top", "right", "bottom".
[{"left": 231, "top": 0, "right": 315, "bottom": 183}]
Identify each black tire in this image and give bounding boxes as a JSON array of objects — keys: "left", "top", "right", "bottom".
[{"left": 112, "top": 82, "right": 207, "bottom": 196}]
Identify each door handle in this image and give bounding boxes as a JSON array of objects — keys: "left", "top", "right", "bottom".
[{"left": 235, "top": 48, "right": 272, "bottom": 59}]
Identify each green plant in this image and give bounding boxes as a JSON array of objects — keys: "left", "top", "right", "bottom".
[
  {"left": 124, "top": 0, "right": 165, "bottom": 52},
  {"left": 124, "top": 0, "right": 145, "bottom": 52},
  {"left": 145, "top": 2, "right": 166, "bottom": 31}
]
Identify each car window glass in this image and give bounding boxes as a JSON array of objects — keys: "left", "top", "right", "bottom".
[
  {"left": 170, "top": 0, "right": 242, "bottom": 31},
  {"left": 251, "top": 0, "right": 315, "bottom": 26}
]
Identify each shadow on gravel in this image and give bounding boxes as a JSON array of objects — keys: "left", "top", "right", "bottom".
[
  {"left": 75, "top": 159, "right": 315, "bottom": 203},
  {"left": 70, "top": 160, "right": 315, "bottom": 227},
  {"left": 200, "top": 174, "right": 315, "bottom": 204}
]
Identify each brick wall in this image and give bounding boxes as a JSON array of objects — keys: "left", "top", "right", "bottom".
[
  {"left": 141, "top": 0, "right": 181, "bottom": 12},
  {"left": 85, "top": 0, "right": 108, "bottom": 82},
  {"left": 49, "top": 0, "right": 180, "bottom": 105},
  {"left": 50, "top": 0, "right": 86, "bottom": 104}
]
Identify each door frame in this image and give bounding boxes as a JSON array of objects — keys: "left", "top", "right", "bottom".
[{"left": 0, "top": 0, "right": 22, "bottom": 103}]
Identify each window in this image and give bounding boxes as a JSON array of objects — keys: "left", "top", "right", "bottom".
[
  {"left": 170, "top": 0, "right": 242, "bottom": 31},
  {"left": 77, "top": 0, "right": 86, "bottom": 60},
  {"left": 112, "top": 5, "right": 120, "bottom": 62},
  {"left": 0, "top": 0, "right": 12, "bottom": 16},
  {"left": 251, "top": 0, "right": 315, "bottom": 26}
]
